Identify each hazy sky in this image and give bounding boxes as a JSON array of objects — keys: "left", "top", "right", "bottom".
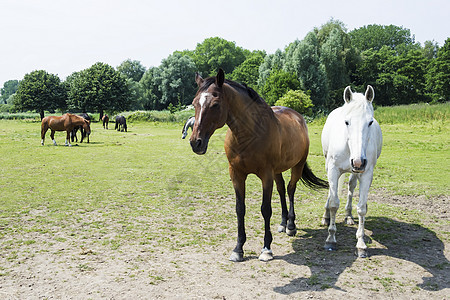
[{"left": 0, "top": 0, "right": 449, "bottom": 85}]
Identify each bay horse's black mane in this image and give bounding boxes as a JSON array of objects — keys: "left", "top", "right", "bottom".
[{"left": 198, "top": 76, "right": 267, "bottom": 106}]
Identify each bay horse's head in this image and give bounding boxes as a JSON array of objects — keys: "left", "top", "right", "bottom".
[
  {"left": 82, "top": 118, "right": 91, "bottom": 139},
  {"left": 342, "top": 85, "right": 375, "bottom": 173},
  {"left": 190, "top": 69, "right": 228, "bottom": 155}
]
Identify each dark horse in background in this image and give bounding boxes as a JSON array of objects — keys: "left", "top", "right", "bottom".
[
  {"left": 71, "top": 113, "right": 91, "bottom": 143},
  {"left": 102, "top": 114, "right": 109, "bottom": 129},
  {"left": 41, "top": 113, "right": 91, "bottom": 147},
  {"left": 190, "top": 69, "right": 328, "bottom": 262},
  {"left": 115, "top": 115, "right": 127, "bottom": 132}
]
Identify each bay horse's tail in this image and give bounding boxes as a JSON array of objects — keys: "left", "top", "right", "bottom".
[{"left": 301, "top": 162, "right": 329, "bottom": 190}]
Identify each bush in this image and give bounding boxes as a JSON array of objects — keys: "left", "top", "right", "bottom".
[{"left": 274, "top": 90, "right": 314, "bottom": 116}]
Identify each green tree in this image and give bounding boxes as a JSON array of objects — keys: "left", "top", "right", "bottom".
[
  {"left": 66, "top": 62, "right": 131, "bottom": 119},
  {"left": 0, "top": 80, "right": 19, "bottom": 104},
  {"left": 257, "top": 49, "right": 285, "bottom": 91},
  {"left": 261, "top": 69, "right": 300, "bottom": 105},
  {"left": 13, "top": 70, "right": 66, "bottom": 120},
  {"left": 191, "top": 37, "right": 248, "bottom": 77},
  {"left": 117, "top": 59, "right": 146, "bottom": 82},
  {"left": 426, "top": 38, "right": 450, "bottom": 102},
  {"left": 274, "top": 89, "right": 313, "bottom": 116},
  {"left": 140, "top": 53, "right": 196, "bottom": 110},
  {"left": 349, "top": 24, "right": 416, "bottom": 52},
  {"left": 229, "top": 51, "right": 266, "bottom": 89}
]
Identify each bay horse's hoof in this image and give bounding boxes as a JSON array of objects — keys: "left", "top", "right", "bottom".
[
  {"left": 229, "top": 251, "right": 244, "bottom": 262},
  {"left": 322, "top": 218, "right": 330, "bottom": 226},
  {"left": 324, "top": 242, "right": 337, "bottom": 251},
  {"left": 277, "top": 225, "right": 286, "bottom": 233},
  {"left": 286, "top": 227, "right": 297, "bottom": 236},
  {"left": 259, "top": 248, "right": 273, "bottom": 262},
  {"left": 356, "top": 248, "right": 368, "bottom": 258}
]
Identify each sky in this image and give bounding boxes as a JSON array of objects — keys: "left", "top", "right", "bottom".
[{"left": 0, "top": 0, "right": 449, "bottom": 86}]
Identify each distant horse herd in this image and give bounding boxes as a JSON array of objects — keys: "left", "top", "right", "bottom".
[{"left": 39, "top": 69, "right": 382, "bottom": 261}]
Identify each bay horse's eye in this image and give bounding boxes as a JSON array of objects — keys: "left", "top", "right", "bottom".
[
  {"left": 368, "top": 120, "right": 374, "bottom": 126},
  {"left": 212, "top": 92, "right": 218, "bottom": 98}
]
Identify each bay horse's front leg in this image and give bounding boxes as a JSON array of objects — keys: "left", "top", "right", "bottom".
[
  {"left": 355, "top": 171, "right": 373, "bottom": 258},
  {"left": 65, "top": 131, "right": 72, "bottom": 146},
  {"left": 229, "top": 168, "right": 247, "bottom": 262},
  {"left": 259, "top": 173, "right": 274, "bottom": 262}
]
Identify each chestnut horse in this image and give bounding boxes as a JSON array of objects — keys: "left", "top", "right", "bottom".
[
  {"left": 102, "top": 114, "right": 109, "bottom": 129},
  {"left": 41, "top": 113, "right": 91, "bottom": 146},
  {"left": 190, "top": 69, "right": 328, "bottom": 262}
]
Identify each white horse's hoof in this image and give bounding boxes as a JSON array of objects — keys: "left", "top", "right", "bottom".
[
  {"left": 259, "top": 248, "right": 273, "bottom": 262},
  {"left": 277, "top": 225, "right": 286, "bottom": 233},
  {"left": 356, "top": 248, "right": 368, "bottom": 258},
  {"left": 229, "top": 251, "right": 244, "bottom": 262},
  {"left": 324, "top": 242, "right": 337, "bottom": 251},
  {"left": 345, "top": 216, "right": 355, "bottom": 225}
]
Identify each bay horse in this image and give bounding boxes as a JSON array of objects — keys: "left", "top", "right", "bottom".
[
  {"left": 190, "top": 69, "right": 328, "bottom": 262},
  {"left": 321, "top": 86, "right": 382, "bottom": 257},
  {"left": 102, "top": 114, "right": 109, "bottom": 129},
  {"left": 181, "top": 116, "right": 195, "bottom": 139},
  {"left": 71, "top": 113, "right": 91, "bottom": 143},
  {"left": 115, "top": 115, "right": 127, "bottom": 132},
  {"left": 41, "top": 113, "right": 91, "bottom": 147}
]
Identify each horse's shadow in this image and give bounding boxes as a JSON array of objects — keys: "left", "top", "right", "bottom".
[{"left": 274, "top": 217, "right": 449, "bottom": 294}]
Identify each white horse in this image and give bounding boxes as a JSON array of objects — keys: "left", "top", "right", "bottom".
[
  {"left": 321, "top": 85, "right": 382, "bottom": 258},
  {"left": 181, "top": 116, "right": 195, "bottom": 139}
]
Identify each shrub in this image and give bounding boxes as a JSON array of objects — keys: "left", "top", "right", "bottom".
[{"left": 274, "top": 90, "right": 314, "bottom": 116}]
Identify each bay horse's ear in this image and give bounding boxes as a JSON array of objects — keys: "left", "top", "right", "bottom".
[
  {"left": 365, "top": 85, "right": 375, "bottom": 103},
  {"left": 195, "top": 72, "right": 204, "bottom": 87},
  {"left": 343, "top": 86, "right": 352, "bottom": 103},
  {"left": 216, "top": 68, "right": 225, "bottom": 88}
]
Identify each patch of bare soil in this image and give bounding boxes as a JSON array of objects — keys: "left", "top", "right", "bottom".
[{"left": 0, "top": 192, "right": 449, "bottom": 299}]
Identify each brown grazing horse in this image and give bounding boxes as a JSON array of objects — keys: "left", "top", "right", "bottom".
[
  {"left": 102, "top": 114, "right": 109, "bottom": 129},
  {"left": 190, "top": 69, "right": 328, "bottom": 262},
  {"left": 41, "top": 113, "right": 91, "bottom": 146}
]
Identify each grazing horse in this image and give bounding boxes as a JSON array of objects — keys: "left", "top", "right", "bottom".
[
  {"left": 181, "top": 116, "right": 195, "bottom": 139},
  {"left": 321, "top": 86, "right": 382, "bottom": 257},
  {"left": 190, "top": 69, "right": 328, "bottom": 262},
  {"left": 41, "top": 113, "right": 91, "bottom": 146},
  {"left": 115, "top": 115, "right": 127, "bottom": 132},
  {"left": 102, "top": 114, "right": 109, "bottom": 129},
  {"left": 71, "top": 113, "right": 91, "bottom": 143}
]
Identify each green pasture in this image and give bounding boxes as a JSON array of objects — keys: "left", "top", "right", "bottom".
[{"left": 0, "top": 106, "right": 448, "bottom": 293}]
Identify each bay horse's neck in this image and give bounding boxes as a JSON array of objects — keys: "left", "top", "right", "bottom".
[{"left": 225, "top": 86, "right": 275, "bottom": 138}]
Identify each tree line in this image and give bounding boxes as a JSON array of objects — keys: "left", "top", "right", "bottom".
[{"left": 1, "top": 20, "right": 449, "bottom": 119}]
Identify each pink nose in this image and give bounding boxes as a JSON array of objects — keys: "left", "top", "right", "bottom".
[
  {"left": 351, "top": 158, "right": 367, "bottom": 171},
  {"left": 352, "top": 159, "right": 363, "bottom": 168}
]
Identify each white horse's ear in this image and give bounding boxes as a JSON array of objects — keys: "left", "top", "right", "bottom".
[
  {"left": 343, "top": 86, "right": 352, "bottom": 103},
  {"left": 365, "top": 85, "right": 375, "bottom": 103},
  {"left": 195, "top": 72, "right": 204, "bottom": 87}
]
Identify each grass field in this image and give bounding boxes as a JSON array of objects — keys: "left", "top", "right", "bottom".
[{"left": 0, "top": 106, "right": 448, "bottom": 298}]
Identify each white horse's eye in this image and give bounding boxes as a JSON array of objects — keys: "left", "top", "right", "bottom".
[
  {"left": 345, "top": 120, "right": 349, "bottom": 126},
  {"left": 368, "top": 120, "right": 373, "bottom": 126}
]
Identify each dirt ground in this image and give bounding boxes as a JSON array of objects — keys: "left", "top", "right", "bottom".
[{"left": 0, "top": 191, "right": 449, "bottom": 300}]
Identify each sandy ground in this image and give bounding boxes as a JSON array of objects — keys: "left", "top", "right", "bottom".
[{"left": 0, "top": 191, "right": 448, "bottom": 300}]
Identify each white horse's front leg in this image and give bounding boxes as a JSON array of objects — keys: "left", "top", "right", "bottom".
[
  {"left": 324, "top": 167, "right": 340, "bottom": 251},
  {"left": 345, "top": 173, "right": 357, "bottom": 225},
  {"left": 355, "top": 170, "right": 373, "bottom": 258}
]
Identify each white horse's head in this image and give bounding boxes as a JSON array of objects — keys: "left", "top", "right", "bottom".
[{"left": 342, "top": 86, "right": 375, "bottom": 173}]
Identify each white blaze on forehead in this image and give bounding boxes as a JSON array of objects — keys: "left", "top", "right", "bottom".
[{"left": 197, "top": 92, "right": 210, "bottom": 125}]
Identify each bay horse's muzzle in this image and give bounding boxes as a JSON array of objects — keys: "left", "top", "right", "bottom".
[
  {"left": 190, "top": 138, "right": 209, "bottom": 155},
  {"left": 351, "top": 158, "right": 367, "bottom": 173}
]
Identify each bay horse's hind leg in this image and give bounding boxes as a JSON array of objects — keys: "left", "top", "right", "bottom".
[
  {"left": 284, "top": 162, "right": 304, "bottom": 236},
  {"left": 344, "top": 173, "right": 357, "bottom": 225},
  {"left": 275, "top": 174, "right": 288, "bottom": 233},
  {"left": 41, "top": 123, "right": 48, "bottom": 145}
]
